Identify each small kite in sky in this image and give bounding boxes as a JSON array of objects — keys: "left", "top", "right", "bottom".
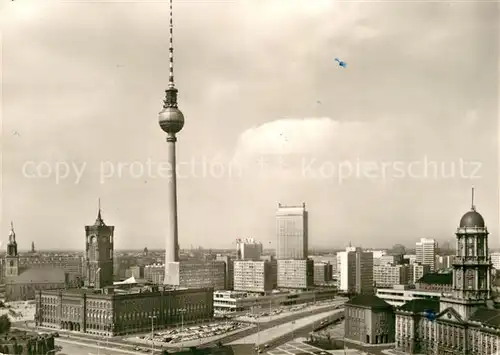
[{"left": 335, "top": 58, "right": 347, "bottom": 68}]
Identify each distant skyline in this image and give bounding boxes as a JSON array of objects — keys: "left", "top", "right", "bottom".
[{"left": 2, "top": 0, "right": 499, "bottom": 250}]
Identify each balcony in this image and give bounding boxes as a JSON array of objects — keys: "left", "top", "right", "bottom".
[
  {"left": 452, "top": 256, "right": 491, "bottom": 266},
  {"left": 456, "top": 226, "right": 488, "bottom": 235}
]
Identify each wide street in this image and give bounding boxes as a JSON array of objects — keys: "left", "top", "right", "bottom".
[
  {"left": 204, "top": 303, "right": 345, "bottom": 347},
  {"left": 232, "top": 310, "right": 343, "bottom": 346},
  {"left": 55, "top": 338, "right": 146, "bottom": 355}
]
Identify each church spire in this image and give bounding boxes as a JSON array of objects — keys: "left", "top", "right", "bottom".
[
  {"left": 8, "top": 221, "right": 16, "bottom": 243},
  {"left": 95, "top": 198, "right": 105, "bottom": 226},
  {"left": 163, "top": 0, "right": 178, "bottom": 109}
]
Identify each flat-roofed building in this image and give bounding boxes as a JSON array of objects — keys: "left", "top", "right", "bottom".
[
  {"left": 411, "top": 263, "right": 431, "bottom": 284},
  {"left": 277, "top": 259, "right": 314, "bottom": 289},
  {"left": 314, "top": 262, "right": 333, "bottom": 285},
  {"left": 216, "top": 255, "right": 234, "bottom": 290},
  {"left": 275, "top": 203, "right": 308, "bottom": 260},
  {"left": 213, "top": 289, "right": 337, "bottom": 313},
  {"left": 374, "top": 264, "right": 410, "bottom": 288},
  {"left": 233, "top": 260, "right": 274, "bottom": 293},
  {"left": 236, "top": 238, "right": 263, "bottom": 261},
  {"left": 144, "top": 264, "right": 165, "bottom": 284},
  {"left": 375, "top": 284, "right": 443, "bottom": 307},
  {"left": 175, "top": 261, "right": 226, "bottom": 291}
]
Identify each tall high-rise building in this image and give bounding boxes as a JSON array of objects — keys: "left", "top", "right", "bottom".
[
  {"left": 415, "top": 238, "right": 437, "bottom": 271},
  {"left": 236, "top": 238, "right": 263, "bottom": 261},
  {"left": 275, "top": 203, "right": 308, "bottom": 260},
  {"left": 338, "top": 246, "right": 374, "bottom": 294},
  {"left": 84, "top": 201, "right": 114, "bottom": 289},
  {"left": 159, "top": 0, "right": 184, "bottom": 286}
]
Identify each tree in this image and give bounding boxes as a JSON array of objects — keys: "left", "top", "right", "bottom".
[{"left": 0, "top": 315, "right": 11, "bottom": 334}]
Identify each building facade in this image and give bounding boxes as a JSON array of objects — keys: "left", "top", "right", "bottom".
[
  {"left": 144, "top": 264, "right": 165, "bottom": 284},
  {"left": 313, "top": 262, "right": 333, "bottom": 285},
  {"left": 175, "top": 261, "right": 226, "bottom": 290},
  {"left": 395, "top": 194, "right": 500, "bottom": 354},
  {"left": 236, "top": 238, "right": 262, "bottom": 261},
  {"left": 35, "top": 285, "right": 213, "bottom": 336},
  {"left": 213, "top": 289, "right": 337, "bottom": 313},
  {"left": 277, "top": 259, "right": 314, "bottom": 289},
  {"left": 275, "top": 203, "right": 308, "bottom": 260},
  {"left": 338, "top": 247, "right": 374, "bottom": 294},
  {"left": 344, "top": 294, "right": 395, "bottom": 345},
  {"left": 216, "top": 255, "right": 234, "bottom": 290},
  {"left": 416, "top": 238, "right": 437, "bottom": 272},
  {"left": 376, "top": 284, "right": 443, "bottom": 307},
  {"left": 233, "top": 260, "right": 274, "bottom": 293},
  {"left": 411, "top": 263, "right": 431, "bottom": 284},
  {"left": 374, "top": 264, "right": 410, "bottom": 288}
]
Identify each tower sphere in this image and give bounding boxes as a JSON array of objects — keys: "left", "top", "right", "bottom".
[{"left": 159, "top": 107, "right": 184, "bottom": 134}]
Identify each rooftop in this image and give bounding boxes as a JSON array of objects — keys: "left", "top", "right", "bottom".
[
  {"left": 346, "top": 294, "right": 392, "bottom": 309},
  {"left": 397, "top": 299, "right": 440, "bottom": 314},
  {"left": 416, "top": 272, "right": 453, "bottom": 285},
  {"left": 5, "top": 267, "right": 67, "bottom": 285},
  {"left": 469, "top": 307, "right": 500, "bottom": 328},
  {"left": 40, "top": 285, "right": 202, "bottom": 299}
]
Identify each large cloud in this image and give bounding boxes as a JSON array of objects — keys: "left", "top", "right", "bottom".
[{"left": 1, "top": 0, "right": 498, "bottom": 249}]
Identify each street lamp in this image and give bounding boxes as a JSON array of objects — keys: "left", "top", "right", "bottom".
[
  {"left": 179, "top": 308, "right": 186, "bottom": 334},
  {"left": 149, "top": 315, "right": 157, "bottom": 355}
]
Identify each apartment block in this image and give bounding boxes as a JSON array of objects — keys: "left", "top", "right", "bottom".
[
  {"left": 277, "top": 259, "right": 314, "bottom": 289},
  {"left": 233, "top": 260, "right": 274, "bottom": 293},
  {"left": 374, "top": 264, "right": 410, "bottom": 288}
]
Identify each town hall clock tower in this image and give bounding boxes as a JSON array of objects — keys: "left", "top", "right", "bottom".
[{"left": 440, "top": 187, "right": 492, "bottom": 320}]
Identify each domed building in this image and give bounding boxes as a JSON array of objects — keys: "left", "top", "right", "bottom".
[{"left": 395, "top": 190, "right": 500, "bottom": 355}]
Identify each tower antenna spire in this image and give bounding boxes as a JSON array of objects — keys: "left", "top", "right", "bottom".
[
  {"left": 10, "top": 221, "right": 13, "bottom": 231},
  {"left": 168, "top": 0, "right": 175, "bottom": 89},
  {"left": 161, "top": 0, "right": 180, "bottom": 110},
  {"left": 471, "top": 186, "right": 476, "bottom": 211}
]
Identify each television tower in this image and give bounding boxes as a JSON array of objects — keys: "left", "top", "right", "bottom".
[{"left": 159, "top": 0, "right": 184, "bottom": 285}]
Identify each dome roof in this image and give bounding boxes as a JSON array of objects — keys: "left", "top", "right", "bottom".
[
  {"left": 159, "top": 107, "right": 184, "bottom": 134},
  {"left": 459, "top": 209, "right": 485, "bottom": 228}
]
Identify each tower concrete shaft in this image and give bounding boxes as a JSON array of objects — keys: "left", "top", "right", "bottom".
[{"left": 165, "top": 134, "right": 179, "bottom": 264}]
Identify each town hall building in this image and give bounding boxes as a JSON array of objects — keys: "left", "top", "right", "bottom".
[{"left": 395, "top": 190, "right": 500, "bottom": 354}]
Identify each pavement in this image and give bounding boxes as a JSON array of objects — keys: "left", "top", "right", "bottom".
[
  {"left": 268, "top": 340, "right": 368, "bottom": 355},
  {"left": 267, "top": 341, "right": 328, "bottom": 355},
  {"left": 230, "top": 309, "right": 344, "bottom": 346},
  {"left": 55, "top": 338, "right": 145, "bottom": 355}
]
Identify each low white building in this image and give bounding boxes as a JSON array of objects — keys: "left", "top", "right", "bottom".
[
  {"left": 213, "top": 289, "right": 337, "bottom": 313},
  {"left": 375, "top": 284, "right": 445, "bottom": 307}
]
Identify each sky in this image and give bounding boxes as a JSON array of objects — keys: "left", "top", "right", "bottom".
[{"left": 1, "top": 0, "right": 499, "bottom": 251}]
